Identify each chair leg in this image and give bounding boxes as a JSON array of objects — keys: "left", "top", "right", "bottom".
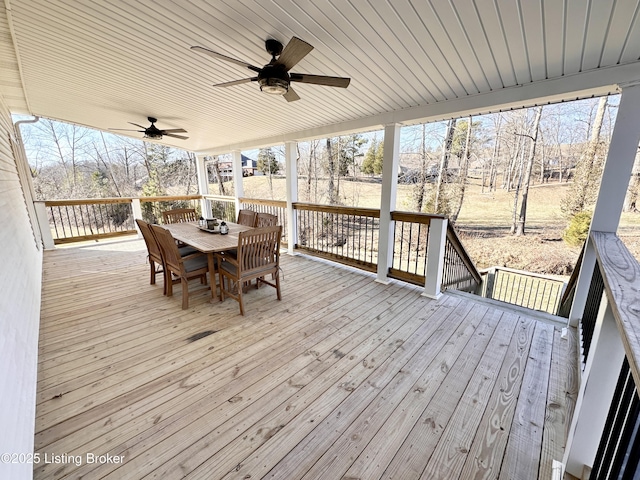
[
  {"left": 237, "top": 279, "right": 245, "bottom": 315},
  {"left": 275, "top": 271, "right": 282, "bottom": 301},
  {"left": 150, "top": 260, "right": 156, "bottom": 285},
  {"left": 181, "top": 278, "right": 189, "bottom": 309},
  {"left": 166, "top": 270, "right": 173, "bottom": 297}
]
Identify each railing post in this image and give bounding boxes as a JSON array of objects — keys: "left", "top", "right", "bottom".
[
  {"left": 231, "top": 150, "right": 244, "bottom": 219},
  {"left": 563, "top": 296, "right": 625, "bottom": 477},
  {"left": 423, "top": 217, "right": 447, "bottom": 299},
  {"left": 376, "top": 123, "right": 400, "bottom": 284},
  {"left": 131, "top": 198, "right": 143, "bottom": 238},
  {"left": 34, "top": 201, "right": 55, "bottom": 249},
  {"left": 195, "top": 154, "right": 211, "bottom": 217},
  {"left": 284, "top": 141, "right": 298, "bottom": 255}
]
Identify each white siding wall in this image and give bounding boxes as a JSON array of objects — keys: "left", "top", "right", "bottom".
[{"left": 0, "top": 96, "right": 42, "bottom": 479}]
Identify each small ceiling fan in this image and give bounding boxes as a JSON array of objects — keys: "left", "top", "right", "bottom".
[
  {"left": 191, "top": 37, "right": 350, "bottom": 102},
  {"left": 109, "top": 117, "right": 188, "bottom": 140}
]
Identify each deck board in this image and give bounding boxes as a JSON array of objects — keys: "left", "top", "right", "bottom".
[{"left": 34, "top": 238, "right": 576, "bottom": 480}]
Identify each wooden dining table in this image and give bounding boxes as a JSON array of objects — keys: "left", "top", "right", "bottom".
[{"left": 163, "top": 221, "right": 253, "bottom": 301}]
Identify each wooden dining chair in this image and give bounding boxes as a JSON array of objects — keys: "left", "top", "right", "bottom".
[
  {"left": 162, "top": 208, "right": 198, "bottom": 224},
  {"left": 215, "top": 225, "right": 282, "bottom": 315},
  {"left": 150, "top": 224, "right": 211, "bottom": 309},
  {"left": 254, "top": 212, "right": 278, "bottom": 227},
  {"left": 136, "top": 219, "right": 197, "bottom": 295},
  {"left": 237, "top": 209, "right": 258, "bottom": 227}
]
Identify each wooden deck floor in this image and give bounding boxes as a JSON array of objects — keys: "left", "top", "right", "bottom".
[{"left": 34, "top": 238, "right": 578, "bottom": 480}]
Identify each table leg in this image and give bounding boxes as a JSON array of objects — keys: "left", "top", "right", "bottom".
[{"left": 208, "top": 253, "right": 218, "bottom": 302}]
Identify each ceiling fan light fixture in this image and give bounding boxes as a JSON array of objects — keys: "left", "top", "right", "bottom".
[{"left": 259, "top": 77, "right": 289, "bottom": 95}]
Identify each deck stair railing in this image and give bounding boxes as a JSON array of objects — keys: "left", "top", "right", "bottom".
[
  {"left": 479, "top": 266, "right": 566, "bottom": 315},
  {"left": 563, "top": 232, "right": 640, "bottom": 479}
]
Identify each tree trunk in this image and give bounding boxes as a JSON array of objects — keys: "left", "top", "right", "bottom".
[
  {"left": 210, "top": 156, "right": 227, "bottom": 195},
  {"left": 488, "top": 115, "right": 502, "bottom": 192},
  {"left": 434, "top": 119, "right": 456, "bottom": 213},
  {"left": 415, "top": 124, "right": 428, "bottom": 211},
  {"left": 326, "top": 138, "right": 337, "bottom": 204},
  {"left": 451, "top": 116, "right": 472, "bottom": 224},
  {"left": 515, "top": 105, "right": 543, "bottom": 236}
]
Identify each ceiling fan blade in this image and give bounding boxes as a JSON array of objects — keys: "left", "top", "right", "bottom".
[
  {"left": 212, "top": 77, "right": 258, "bottom": 87},
  {"left": 128, "top": 122, "right": 148, "bottom": 129},
  {"left": 163, "top": 133, "right": 189, "bottom": 140},
  {"left": 159, "top": 128, "right": 188, "bottom": 134},
  {"left": 275, "top": 37, "right": 313, "bottom": 71},
  {"left": 283, "top": 86, "right": 300, "bottom": 102},
  {"left": 290, "top": 73, "right": 350, "bottom": 88},
  {"left": 109, "top": 128, "right": 144, "bottom": 132},
  {"left": 191, "top": 46, "right": 261, "bottom": 73}
]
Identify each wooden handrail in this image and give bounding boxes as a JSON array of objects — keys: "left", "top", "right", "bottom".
[
  {"left": 45, "top": 198, "right": 134, "bottom": 206},
  {"left": 446, "top": 222, "right": 482, "bottom": 285},
  {"left": 591, "top": 231, "right": 640, "bottom": 390},
  {"left": 293, "top": 202, "right": 380, "bottom": 218},
  {"left": 559, "top": 241, "right": 585, "bottom": 306},
  {"left": 391, "top": 211, "right": 446, "bottom": 224},
  {"left": 138, "top": 195, "right": 202, "bottom": 202},
  {"left": 240, "top": 197, "right": 287, "bottom": 208}
]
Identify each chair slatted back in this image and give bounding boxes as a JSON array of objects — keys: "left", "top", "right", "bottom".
[
  {"left": 150, "top": 225, "right": 183, "bottom": 272},
  {"left": 237, "top": 226, "right": 281, "bottom": 277},
  {"left": 237, "top": 209, "right": 258, "bottom": 227},
  {"left": 136, "top": 219, "right": 162, "bottom": 263},
  {"left": 254, "top": 212, "right": 278, "bottom": 228},
  {"left": 162, "top": 208, "right": 197, "bottom": 224}
]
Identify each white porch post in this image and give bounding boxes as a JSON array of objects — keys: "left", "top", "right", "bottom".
[
  {"left": 423, "top": 217, "right": 448, "bottom": 299},
  {"left": 284, "top": 141, "right": 298, "bottom": 255},
  {"left": 131, "top": 198, "right": 143, "bottom": 238},
  {"left": 376, "top": 123, "right": 401, "bottom": 283},
  {"left": 563, "top": 297, "right": 625, "bottom": 477},
  {"left": 569, "top": 82, "right": 640, "bottom": 326},
  {"left": 33, "top": 201, "right": 55, "bottom": 249},
  {"left": 231, "top": 150, "right": 244, "bottom": 218},
  {"left": 195, "top": 154, "right": 211, "bottom": 218}
]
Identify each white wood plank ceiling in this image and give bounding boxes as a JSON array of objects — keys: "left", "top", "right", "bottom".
[{"left": 3, "top": 0, "right": 640, "bottom": 153}]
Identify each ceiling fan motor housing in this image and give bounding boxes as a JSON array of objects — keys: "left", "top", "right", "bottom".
[{"left": 258, "top": 64, "right": 290, "bottom": 94}]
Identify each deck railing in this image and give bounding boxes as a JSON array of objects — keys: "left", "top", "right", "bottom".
[
  {"left": 564, "top": 232, "right": 640, "bottom": 479},
  {"left": 240, "top": 198, "right": 288, "bottom": 246},
  {"left": 480, "top": 266, "right": 566, "bottom": 314},
  {"left": 37, "top": 196, "right": 483, "bottom": 299},
  {"left": 293, "top": 202, "right": 380, "bottom": 272},
  {"left": 42, "top": 198, "right": 136, "bottom": 244}
]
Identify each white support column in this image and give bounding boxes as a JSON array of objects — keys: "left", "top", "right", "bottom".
[
  {"left": 34, "top": 201, "right": 55, "bottom": 250},
  {"left": 376, "top": 123, "right": 401, "bottom": 284},
  {"left": 569, "top": 82, "right": 640, "bottom": 326},
  {"left": 285, "top": 141, "right": 298, "bottom": 255},
  {"left": 195, "top": 154, "right": 211, "bottom": 218},
  {"left": 231, "top": 150, "right": 244, "bottom": 217},
  {"left": 423, "top": 217, "right": 448, "bottom": 299},
  {"left": 563, "top": 297, "right": 625, "bottom": 477},
  {"left": 131, "top": 199, "right": 143, "bottom": 238}
]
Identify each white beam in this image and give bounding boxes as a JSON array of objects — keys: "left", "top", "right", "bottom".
[
  {"left": 231, "top": 150, "right": 244, "bottom": 218},
  {"left": 199, "top": 62, "right": 640, "bottom": 156},
  {"left": 569, "top": 82, "right": 640, "bottom": 325},
  {"left": 376, "top": 123, "right": 400, "bottom": 283},
  {"left": 284, "top": 141, "right": 298, "bottom": 255},
  {"left": 195, "top": 154, "right": 210, "bottom": 218}
]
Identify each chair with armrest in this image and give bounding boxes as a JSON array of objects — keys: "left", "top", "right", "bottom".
[
  {"left": 150, "top": 224, "right": 211, "bottom": 309},
  {"left": 215, "top": 225, "right": 282, "bottom": 315},
  {"left": 135, "top": 219, "right": 196, "bottom": 294},
  {"left": 162, "top": 208, "right": 198, "bottom": 224},
  {"left": 254, "top": 212, "right": 278, "bottom": 228},
  {"left": 237, "top": 209, "right": 257, "bottom": 227}
]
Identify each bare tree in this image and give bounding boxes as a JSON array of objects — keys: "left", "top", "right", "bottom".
[
  {"left": 514, "top": 105, "right": 543, "bottom": 235},
  {"left": 434, "top": 119, "right": 456, "bottom": 213}
]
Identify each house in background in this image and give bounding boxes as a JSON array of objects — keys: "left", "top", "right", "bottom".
[{"left": 2, "top": 1, "right": 640, "bottom": 478}]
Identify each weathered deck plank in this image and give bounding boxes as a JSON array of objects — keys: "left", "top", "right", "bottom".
[{"left": 34, "top": 238, "right": 576, "bottom": 480}]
